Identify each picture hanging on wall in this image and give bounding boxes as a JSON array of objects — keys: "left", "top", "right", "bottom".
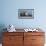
[{"left": 18, "top": 9, "right": 34, "bottom": 19}]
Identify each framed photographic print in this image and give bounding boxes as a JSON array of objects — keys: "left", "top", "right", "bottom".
[{"left": 18, "top": 9, "right": 34, "bottom": 19}]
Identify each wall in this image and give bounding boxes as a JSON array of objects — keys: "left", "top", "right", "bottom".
[{"left": 0, "top": 0, "right": 46, "bottom": 44}]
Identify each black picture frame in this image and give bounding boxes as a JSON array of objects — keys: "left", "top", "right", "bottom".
[{"left": 18, "top": 9, "right": 34, "bottom": 19}]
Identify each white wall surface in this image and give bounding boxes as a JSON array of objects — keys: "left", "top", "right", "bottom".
[{"left": 0, "top": 0, "right": 46, "bottom": 32}]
